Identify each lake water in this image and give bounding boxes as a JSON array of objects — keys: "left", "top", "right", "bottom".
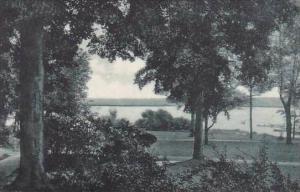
[{"left": 91, "top": 106, "right": 286, "bottom": 137}]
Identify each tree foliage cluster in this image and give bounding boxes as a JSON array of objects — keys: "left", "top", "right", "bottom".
[
  {"left": 135, "top": 109, "right": 191, "bottom": 131},
  {"left": 92, "top": 0, "right": 297, "bottom": 158},
  {"left": 0, "top": 0, "right": 177, "bottom": 190},
  {"left": 269, "top": 15, "right": 300, "bottom": 144},
  {"left": 0, "top": 5, "right": 18, "bottom": 146}
]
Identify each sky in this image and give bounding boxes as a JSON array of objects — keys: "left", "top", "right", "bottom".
[
  {"left": 87, "top": 55, "right": 165, "bottom": 98},
  {"left": 87, "top": 55, "right": 279, "bottom": 98}
]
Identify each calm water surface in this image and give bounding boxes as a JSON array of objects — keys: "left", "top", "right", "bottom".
[{"left": 91, "top": 106, "right": 285, "bottom": 136}]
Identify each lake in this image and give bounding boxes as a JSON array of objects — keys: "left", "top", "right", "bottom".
[{"left": 91, "top": 106, "right": 286, "bottom": 137}]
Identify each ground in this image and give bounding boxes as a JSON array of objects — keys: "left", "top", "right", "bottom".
[
  {"left": 149, "top": 130, "right": 300, "bottom": 182},
  {"left": 0, "top": 147, "right": 19, "bottom": 190},
  {"left": 0, "top": 129, "right": 300, "bottom": 189}
]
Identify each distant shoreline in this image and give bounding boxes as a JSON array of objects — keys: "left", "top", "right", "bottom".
[{"left": 87, "top": 97, "right": 283, "bottom": 108}]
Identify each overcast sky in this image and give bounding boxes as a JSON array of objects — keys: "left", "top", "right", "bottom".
[
  {"left": 87, "top": 55, "right": 165, "bottom": 98},
  {"left": 87, "top": 55, "right": 279, "bottom": 98}
]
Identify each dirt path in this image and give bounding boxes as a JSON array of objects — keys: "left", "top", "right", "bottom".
[
  {"left": 0, "top": 155, "right": 20, "bottom": 180},
  {"left": 0, "top": 148, "right": 20, "bottom": 182}
]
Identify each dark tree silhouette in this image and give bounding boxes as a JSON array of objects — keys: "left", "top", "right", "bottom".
[{"left": 0, "top": 0, "right": 125, "bottom": 190}]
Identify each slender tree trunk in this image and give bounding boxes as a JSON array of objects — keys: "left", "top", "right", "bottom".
[
  {"left": 292, "top": 115, "right": 296, "bottom": 139},
  {"left": 0, "top": 113, "right": 8, "bottom": 145},
  {"left": 204, "top": 115, "right": 209, "bottom": 145},
  {"left": 249, "top": 86, "right": 253, "bottom": 140},
  {"left": 10, "top": 18, "right": 50, "bottom": 191},
  {"left": 0, "top": 93, "right": 9, "bottom": 131},
  {"left": 193, "top": 104, "right": 204, "bottom": 160},
  {"left": 284, "top": 105, "right": 293, "bottom": 144},
  {"left": 190, "top": 111, "right": 195, "bottom": 137},
  {"left": 0, "top": 113, "right": 7, "bottom": 130}
]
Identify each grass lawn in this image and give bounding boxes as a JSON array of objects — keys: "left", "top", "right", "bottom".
[
  {"left": 151, "top": 139, "right": 300, "bottom": 162},
  {"left": 149, "top": 130, "right": 300, "bottom": 181}
]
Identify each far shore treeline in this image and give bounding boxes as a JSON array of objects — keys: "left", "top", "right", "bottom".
[{"left": 87, "top": 97, "right": 282, "bottom": 108}]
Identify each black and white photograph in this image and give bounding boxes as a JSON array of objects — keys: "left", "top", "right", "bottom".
[{"left": 0, "top": 0, "right": 300, "bottom": 191}]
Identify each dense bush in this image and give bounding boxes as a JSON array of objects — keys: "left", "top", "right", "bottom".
[
  {"left": 44, "top": 110, "right": 103, "bottom": 172},
  {"left": 45, "top": 110, "right": 180, "bottom": 192},
  {"left": 135, "top": 109, "right": 191, "bottom": 131},
  {"left": 171, "top": 146, "right": 299, "bottom": 192},
  {"left": 172, "top": 117, "right": 191, "bottom": 131}
]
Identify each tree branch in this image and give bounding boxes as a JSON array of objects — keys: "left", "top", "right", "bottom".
[{"left": 207, "top": 121, "right": 215, "bottom": 130}]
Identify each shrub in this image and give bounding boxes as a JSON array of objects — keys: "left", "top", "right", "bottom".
[
  {"left": 171, "top": 146, "right": 299, "bottom": 192},
  {"left": 99, "top": 150, "right": 176, "bottom": 192},
  {"left": 46, "top": 112, "right": 179, "bottom": 192},
  {"left": 172, "top": 117, "right": 191, "bottom": 131},
  {"left": 135, "top": 109, "right": 191, "bottom": 131},
  {"left": 44, "top": 111, "right": 104, "bottom": 172}
]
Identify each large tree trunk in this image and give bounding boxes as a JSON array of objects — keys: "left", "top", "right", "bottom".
[
  {"left": 193, "top": 105, "right": 204, "bottom": 160},
  {"left": 10, "top": 18, "right": 50, "bottom": 191},
  {"left": 249, "top": 86, "right": 253, "bottom": 140},
  {"left": 204, "top": 115, "right": 209, "bottom": 145},
  {"left": 284, "top": 104, "right": 293, "bottom": 144}
]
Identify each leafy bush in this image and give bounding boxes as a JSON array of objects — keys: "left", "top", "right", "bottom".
[
  {"left": 172, "top": 117, "right": 191, "bottom": 131},
  {"left": 171, "top": 146, "right": 299, "bottom": 192},
  {"left": 135, "top": 109, "right": 191, "bottom": 131},
  {"left": 44, "top": 110, "right": 103, "bottom": 172},
  {"left": 46, "top": 111, "right": 180, "bottom": 192},
  {"left": 98, "top": 150, "right": 176, "bottom": 192}
]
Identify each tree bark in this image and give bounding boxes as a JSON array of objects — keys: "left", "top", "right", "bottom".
[
  {"left": 193, "top": 104, "right": 204, "bottom": 160},
  {"left": 292, "top": 114, "right": 296, "bottom": 139},
  {"left": 249, "top": 86, "right": 253, "bottom": 140},
  {"left": 190, "top": 111, "right": 195, "bottom": 137},
  {"left": 0, "top": 113, "right": 8, "bottom": 145},
  {"left": 10, "top": 18, "right": 50, "bottom": 191},
  {"left": 204, "top": 115, "right": 209, "bottom": 145},
  {"left": 0, "top": 113, "right": 7, "bottom": 130},
  {"left": 284, "top": 104, "right": 293, "bottom": 144}
]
